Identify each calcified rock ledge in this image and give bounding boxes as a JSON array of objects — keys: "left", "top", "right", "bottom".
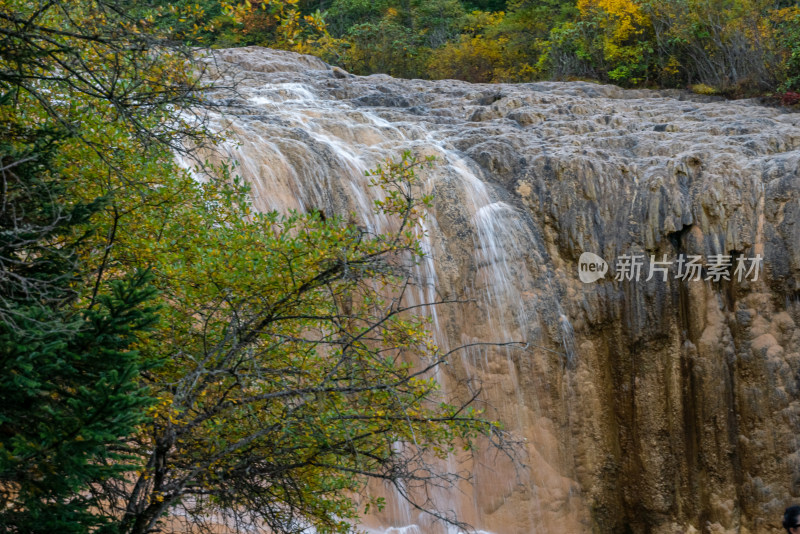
[{"left": 200, "top": 47, "right": 800, "bottom": 534}]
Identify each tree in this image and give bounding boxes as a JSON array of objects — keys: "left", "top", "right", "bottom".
[
  {"left": 0, "top": 0, "right": 206, "bottom": 530},
  {"left": 0, "top": 104, "right": 161, "bottom": 533},
  {"left": 0, "top": 263, "right": 159, "bottom": 534},
  {"left": 103, "top": 154, "right": 513, "bottom": 534},
  {"left": 772, "top": 6, "right": 800, "bottom": 93}
]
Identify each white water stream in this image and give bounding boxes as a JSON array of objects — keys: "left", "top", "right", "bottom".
[{"left": 203, "top": 78, "right": 570, "bottom": 533}]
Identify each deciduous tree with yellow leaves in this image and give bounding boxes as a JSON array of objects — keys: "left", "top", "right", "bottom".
[{"left": 109, "top": 154, "right": 512, "bottom": 534}]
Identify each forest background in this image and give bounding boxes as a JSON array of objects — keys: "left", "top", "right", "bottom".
[{"left": 151, "top": 0, "right": 800, "bottom": 98}]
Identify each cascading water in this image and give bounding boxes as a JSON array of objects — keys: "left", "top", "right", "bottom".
[
  {"left": 200, "top": 66, "right": 570, "bottom": 534},
  {"left": 198, "top": 47, "right": 800, "bottom": 534},
  {"left": 210, "top": 82, "right": 561, "bottom": 534}
]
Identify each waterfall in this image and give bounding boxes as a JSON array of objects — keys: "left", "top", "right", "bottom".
[
  {"left": 201, "top": 76, "right": 570, "bottom": 533},
  {"left": 198, "top": 46, "right": 800, "bottom": 534}
]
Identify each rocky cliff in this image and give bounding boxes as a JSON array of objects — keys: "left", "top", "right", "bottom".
[{"left": 198, "top": 47, "right": 800, "bottom": 534}]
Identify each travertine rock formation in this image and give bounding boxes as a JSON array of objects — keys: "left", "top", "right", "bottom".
[{"left": 200, "top": 46, "right": 800, "bottom": 534}]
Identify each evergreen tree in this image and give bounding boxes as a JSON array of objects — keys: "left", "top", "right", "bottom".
[{"left": 0, "top": 115, "right": 160, "bottom": 533}]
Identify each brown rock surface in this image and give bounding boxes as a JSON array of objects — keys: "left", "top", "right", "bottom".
[{"left": 196, "top": 46, "right": 800, "bottom": 534}]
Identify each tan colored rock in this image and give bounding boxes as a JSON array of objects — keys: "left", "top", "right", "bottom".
[{"left": 196, "top": 47, "right": 800, "bottom": 534}]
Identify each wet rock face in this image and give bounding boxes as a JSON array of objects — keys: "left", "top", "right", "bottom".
[{"left": 201, "top": 47, "right": 800, "bottom": 534}]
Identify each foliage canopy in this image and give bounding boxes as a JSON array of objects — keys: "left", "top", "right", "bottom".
[{"left": 176, "top": 0, "right": 800, "bottom": 95}]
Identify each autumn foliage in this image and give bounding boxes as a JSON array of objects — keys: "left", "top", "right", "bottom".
[{"left": 185, "top": 0, "right": 800, "bottom": 95}]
